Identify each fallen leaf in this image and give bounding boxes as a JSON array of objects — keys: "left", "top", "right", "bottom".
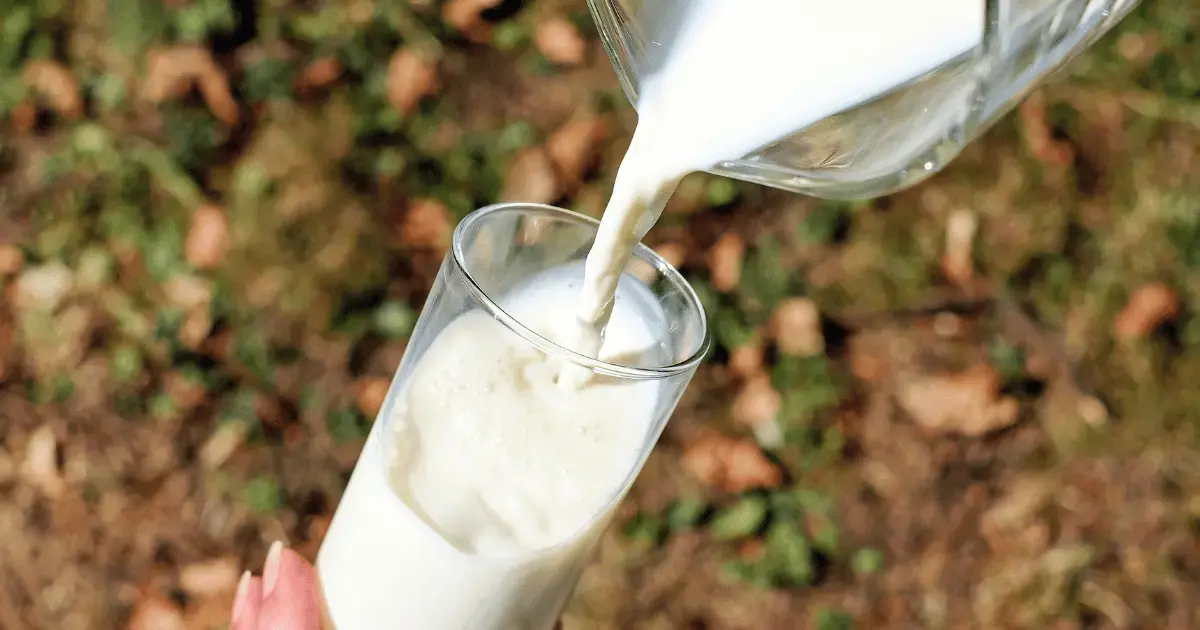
[
  {"left": 128, "top": 592, "right": 185, "bottom": 630},
  {"left": 443, "top": 0, "right": 502, "bottom": 43},
  {"left": 896, "top": 364, "right": 1020, "bottom": 437},
  {"left": 683, "top": 431, "right": 782, "bottom": 493},
  {"left": 1018, "top": 91, "right": 1073, "bottom": 167},
  {"left": 162, "top": 370, "right": 207, "bottom": 413},
  {"left": 163, "top": 274, "right": 213, "bottom": 311},
  {"left": 847, "top": 331, "right": 889, "bottom": 384},
  {"left": 501, "top": 147, "right": 559, "bottom": 204},
  {"left": 535, "top": 16, "right": 587, "bottom": 66},
  {"left": 185, "top": 204, "right": 229, "bottom": 271},
  {"left": 940, "top": 208, "right": 977, "bottom": 286},
  {"left": 727, "top": 336, "right": 765, "bottom": 379},
  {"left": 979, "top": 476, "right": 1054, "bottom": 554},
  {"left": 142, "top": 46, "right": 238, "bottom": 126},
  {"left": 770, "top": 297, "right": 824, "bottom": 357},
  {"left": 386, "top": 49, "right": 439, "bottom": 116},
  {"left": 737, "top": 540, "right": 765, "bottom": 560},
  {"left": 546, "top": 116, "right": 609, "bottom": 190},
  {"left": 296, "top": 57, "right": 344, "bottom": 92},
  {"left": 731, "top": 372, "right": 781, "bottom": 427},
  {"left": 255, "top": 393, "right": 288, "bottom": 430},
  {"left": 401, "top": 198, "right": 452, "bottom": 252},
  {"left": 0, "top": 450, "right": 13, "bottom": 484},
  {"left": 15, "top": 263, "right": 74, "bottom": 312},
  {"left": 10, "top": 101, "right": 37, "bottom": 134},
  {"left": 1112, "top": 282, "right": 1180, "bottom": 340},
  {"left": 182, "top": 591, "right": 237, "bottom": 630},
  {"left": 178, "top": 308, "right": 213, "bottom": 351},
  {"left": 21, "top": 425, "right": 63, "bottom": 498},
  {"left": 355, "top": 376, "right": 391, "bottom": 419},
  {"left": 708, "top": 234, "right": 744, "bottom": 293},
  {"left": 199, "top": 421, "right": 247, "bottom": 470},
  {"left": 652, "top": 241, "right": 687, "bottom": 271},
  {"left": 20, "top": 304, "right": 91, "bottom": 378},
  {"left": 1116, "top": 32, "right": 1159, "bottom": 62},
  {"left": 21, "top": 60, "right": 83, "bottom": 119},
  {"left": 179, "top": 557, "right": 240, "bottom": 598}
]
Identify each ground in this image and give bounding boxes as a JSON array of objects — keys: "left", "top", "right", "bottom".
[{"left": 1, "top": 0, "right": 1199, "bottom": 628}]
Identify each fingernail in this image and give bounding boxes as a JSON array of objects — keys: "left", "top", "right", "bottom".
[
  {"left": 232, "top": 570, "right": 252, "bottom": 623},
  {"left": 263, "top": 541, "right": 284, "bottom": 598}
]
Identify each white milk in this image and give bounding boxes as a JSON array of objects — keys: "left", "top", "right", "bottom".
[
  {"left": 565, "top": 0, "right": 986, "bottom": 381},
  {"left": 317, "top": 266, "right": 668, "bottom": 629}
]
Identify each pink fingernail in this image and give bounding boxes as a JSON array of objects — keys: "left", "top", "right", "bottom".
[
  {"left": 262, "top": 541, "right": 284, "bottom": 598},
  {"left": 232, "top": 570, "right": 252, "bottom": 624}
]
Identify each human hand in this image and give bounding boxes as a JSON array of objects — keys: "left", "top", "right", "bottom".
[{"left": 231, "top": 541, "right": 322, "bottom": 630}]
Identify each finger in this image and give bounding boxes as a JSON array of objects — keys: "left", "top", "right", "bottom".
[
  {"left": 259, "top": 542, "right": 322, "bottom": 630},
  {"left": 231, "top": 571, "right": 263, "bottom": 630}
]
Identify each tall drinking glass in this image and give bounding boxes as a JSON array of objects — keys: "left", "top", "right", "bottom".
[{"left": 316, "top": 203, "right": 709, "bottom": 629}]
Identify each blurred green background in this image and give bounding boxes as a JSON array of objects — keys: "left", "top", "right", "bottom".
[{"left": 0, "top": 0, "right": 1198, "bottom": 628}]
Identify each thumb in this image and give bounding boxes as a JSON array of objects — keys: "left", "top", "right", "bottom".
[{"left": 258, "top": 542, "right": 323, "bottom": 630}]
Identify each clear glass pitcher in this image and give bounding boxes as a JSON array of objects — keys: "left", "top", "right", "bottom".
[{"left": 586, "top": 0, "right": 1142, "bottom": 199}]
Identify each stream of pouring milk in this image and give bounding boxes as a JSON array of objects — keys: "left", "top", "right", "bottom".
[
  {"left": 563, "top": 0, "right": 985, "bottom": 387},
  {"left": 319, "top": 1, "right": 985, "bottom": 628}
]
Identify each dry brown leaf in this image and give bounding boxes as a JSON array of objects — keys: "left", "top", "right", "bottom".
[
  {"left": 401, "top": 198, "right": 452, "bottom": 252},
  {"left": 0, "top": 245, "right": 25, "bottom": 276},
  {"left": 940, "top": 208, "right": 977, "bottom": 286},
  {"left": 128, "top": 592, "right": 185, "bottom": 630},
  {"left": 142, "top": 47, "right": 238, "bottom": 126},
  {"left": 682, "top": 431, "right": 782, "bottom": 493},
  {"left": 182, "top": 591, "right": 238, "bottom": 630},
  {"left": 979, "top": 476, "right": 1053, "bottom": 555},
  {"left": 199, "top": 421, "right": 246, "bottom": 470},
  {"left": 0, "top": 318, "right": 11, "bottom": 384},
  {"left": 355, "top": 376, "right": 391, "bottom": 419},
  {"left": 1113, "top": 282, "right": 1180, "bottom": 340},
  {"left": 178, "top": 308, "right": 213, "bottom": 351},
  {"left": 1116, "top": 32, "right": 1159, "bottom": 62},
  {"left": 386, "top": 49, "right": 439, "bottom": 116},
  {"left": 501, "top": 147, "right": 560, "bottom": 204},
  {"left": 443, "top": 0, "right": 502, "bottom": 43},
  {"left": 770, "top": 297, "right": 824, "bottom": 356},
  {"left": 708, "top": 234, "right": 744, "bottom": 293},
  {"left": 1018, "top": 91, "right": 1073, "bottom": 167},
  {"left": 162, "top": 370, "right": 207, "bottom": 413},
  {"left": 10, "top": 101, "right": 37, "bottom": 134},
  {"left": 21, "top": 60, "right": 83, "bottom": 119},
  {"left": 727, "top": 336, "right": 765, "bottom": 379},
  {"left": 255, "top": 393, "right": 288, "bottom": 429},
  {"left": 21, "top": 425, "right": 63, "bottom": 498},
  {"left": 185, "top": 204, "right": 229, "bottom": 270},
  {"left": 15, "top": 263, "right": 74, "bottom": 312},
  {"left": 652, "top": 241, "right": 687, "bottom": 270},
  {"left": 297, "top": 56, "right": 344, "bottom": 92},
  {"left": 731, "top": 372, "right": 781, "bottom": 427},
  {"left": 847, "top": 332, "right": 889, "bottom": 384},
  {"left": 535, "top": 16, "right": 587, "bottom": 66},
  {"left": 737, "top": 540, "right": 765, "bottom": 560},
  {"left": 163, "top": 274, "right": 213, "bottom": 312},
  {"left": 546, "top": 116, "right": 609, "bottom": 189},
  {"left": 896, "top": 364, "right": 1020, "bottom": 437},
  {"left": 179, "top": 557, "right": 240, "bottom": 597}
]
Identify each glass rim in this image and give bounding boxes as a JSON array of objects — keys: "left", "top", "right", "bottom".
[{"left": 451, "top": 202, "right": 711, "bottom": 380}]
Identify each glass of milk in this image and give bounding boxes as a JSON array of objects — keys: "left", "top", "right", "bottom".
[
  {"left": 316, "top": 202, "right": 709, "bottom": 629},
  {"left": 587, "top": 0, "right": 1142, "bottom": 199}
]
